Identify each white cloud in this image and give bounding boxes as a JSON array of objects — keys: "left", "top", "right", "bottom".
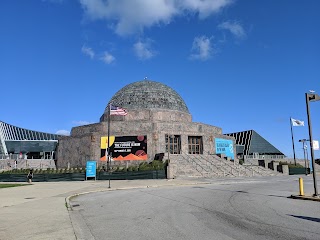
[
  {"left": 81, "top": 45, "right": 95, "bottom": 59},
  {"left": 218, "top": 21, "right": 246, "bottom": 39},
  {"left": 182, "top": 0, "right": 233, "bottom": 19},
  {"left": 133, "top": 39, "right": 156, "bottom": 60},
  {"left": 55, "top": 130, "right": 70, "bottom": 136},
  {"left": 100, "top": 51, "right": 115, "bottom": 64},
  {"left": 80, "top": 0, "right": 233, "bottom": 36},
  {"left": 190, "top": 36, "right": 213, "bottom": 61},
  {"left": 72, "top": 120, "right": 93, "bottom": 126}
]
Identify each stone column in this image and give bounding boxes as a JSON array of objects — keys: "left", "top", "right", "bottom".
[
  {"left": 281, "top": 165, "right": 289, "bottom": 175},
  {"left": 272, "top": 161, "right": 279, "bottom": 172},
  {"left": 167, "top": 163, "right": 176, "bottom": 179}
]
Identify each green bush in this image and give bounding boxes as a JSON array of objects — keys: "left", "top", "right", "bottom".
[
  {"left": 139, "top": 162, "right": 152, "bottom": 171},
  {"left": 126, "top": 166, "right": 138, "bottom": 172},
  {"left": 279, "top": 161, "right": 304, "bottom": 168},
  {"left": 138, "top": 160, "right": 167, "bottom": 171},
  {"left": 121, "top": 166, "right": 127, "bottom": 172},
  {"left": 151, "top": 160, "right": 164, "bottom": 170},
  {"left": 114, "top": 166, "right": 121, "bottom": 172}
]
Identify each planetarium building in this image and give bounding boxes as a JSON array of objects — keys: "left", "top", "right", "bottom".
[{"left": 57, "top": 80, "right": 236, "bottom": 170}]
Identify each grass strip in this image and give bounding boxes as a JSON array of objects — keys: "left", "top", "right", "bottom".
[{"left": 0, "top": 183, "right": 27, "bottom": 189}]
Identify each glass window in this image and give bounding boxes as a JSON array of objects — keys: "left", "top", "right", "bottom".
[
  {"left": 165, "top": 134, "right": 181, "bottom": 154},
  {"left": 188, "top": 136, "right": 203, "bottom": 154}
]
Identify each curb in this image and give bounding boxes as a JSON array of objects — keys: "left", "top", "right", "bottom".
[
  {"left": 289, "top": 195, "right": 320, "bottom": 202},
  {"left": 65, "top": 181, "right": 211, "bottom": 210}
]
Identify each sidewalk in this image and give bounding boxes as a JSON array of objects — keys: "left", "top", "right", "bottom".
[
  {"left": 290, "top": 194, "right": 320, "bottom": 201},
  {"left": 0, "top": 179, "right": 209, "bottom": 240}
]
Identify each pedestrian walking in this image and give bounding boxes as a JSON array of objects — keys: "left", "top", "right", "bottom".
[{"left": 27, "top": 169, "right": 33, "bottom": 183}]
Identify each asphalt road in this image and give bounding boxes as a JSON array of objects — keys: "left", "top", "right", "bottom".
[{"left": 70, "top": 176, "right": 320, "bottom": 240}]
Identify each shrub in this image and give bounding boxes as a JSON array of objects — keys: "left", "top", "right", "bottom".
[
  {"left": 139, "top": 162, "right": 152, "bottom": 171},
  {"left": 127, "top": 166, "right": 133, "bottom": 172},
  {"left": 279, "top": 161, "right": 304, "bottom": 168},
  {"left": 121, "top": 166, "right": 127, "bottom": 172}
]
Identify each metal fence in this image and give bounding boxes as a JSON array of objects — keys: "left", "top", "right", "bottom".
[{"left": 0, "top": 170, "right": 166, "bottom": 182}]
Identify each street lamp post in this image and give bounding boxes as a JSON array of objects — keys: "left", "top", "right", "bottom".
[
  {"left": 299, "top": 139, "right": 309, "bottom": 175},
  {"left": 305, "top": 92, "right": 320, "bottom": 197},
  {"left": 167, "top": 135, "right": 173, "bottom": 160}
]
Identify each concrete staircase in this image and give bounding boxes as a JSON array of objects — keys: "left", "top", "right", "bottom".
[{"left": 169, "top": 154, "right": 283, "bottom": 179}]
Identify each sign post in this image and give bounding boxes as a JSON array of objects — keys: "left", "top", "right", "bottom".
[{"left": 86, "top": 161, "right": 97, "bottom": 181}]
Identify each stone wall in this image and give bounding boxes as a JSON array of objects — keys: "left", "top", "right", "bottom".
[
  {"left": 100, "top": 109, "right": 192, "bottom": 123},
  {"left": 57, "top": 120, "right": 235, "bottom": 168},
  {"left": 57, "top": 134, "right": 94, "bottom": 168}
]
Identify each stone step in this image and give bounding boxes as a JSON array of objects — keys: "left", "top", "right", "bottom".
[{"left": 170, "top": 154, "right": 284, "bottom": 178}]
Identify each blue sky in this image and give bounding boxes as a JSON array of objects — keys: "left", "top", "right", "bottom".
[{"left": 1, "top": 0, "right": 320, "bottom": 159}]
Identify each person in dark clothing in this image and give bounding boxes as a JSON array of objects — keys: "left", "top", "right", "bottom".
[{"left": 27, "top": 169, "right": 33, "bottom": 183}]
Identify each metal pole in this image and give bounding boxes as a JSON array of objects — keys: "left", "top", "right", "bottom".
[
  {"left": 167, "top": 135, "right": 170, "bottom": 160},
  {"left": 303, "top": 141, "right": 307, "bottom": 175},
  {"left": 305, "top": 93, "right": 318, "bottom": 196},
  {"left": 107, "top": 104, "right": 111, "bottom": 188},
  {"left": 290, "top": 117, "right": 297, "bottom": 165},
  {"left": 107, "top": 104, "right": 111, "bottom": 171},
  {"left": 108, "top": 152, "right": 112, "bottom": 189},
  {"left": 306, "top": 146, "right": 309, "bottom": 169}
]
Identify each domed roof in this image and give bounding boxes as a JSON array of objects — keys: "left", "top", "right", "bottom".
[{"left": 108, "top": 80, "right": 189, "bottom": 113}]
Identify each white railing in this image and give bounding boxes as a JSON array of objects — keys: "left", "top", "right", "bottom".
[
  {"left": 244, "top": 154, "right": 285, "bottom": 160},
  {"left": 0, "top": 154, "right": 56, "bottom": 160}
]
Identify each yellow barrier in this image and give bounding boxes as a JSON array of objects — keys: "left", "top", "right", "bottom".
[{"left": 299, "top": 177, "right": 304, "bottom": 196}]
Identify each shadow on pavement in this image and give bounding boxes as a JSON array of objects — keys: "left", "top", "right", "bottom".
[{"left": 289, "top": 215, "right": 320, "bottom": 223}]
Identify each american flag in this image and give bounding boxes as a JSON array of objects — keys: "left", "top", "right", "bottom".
[{"left": 110, "top": 105, "right": 127, "bottom": 116}]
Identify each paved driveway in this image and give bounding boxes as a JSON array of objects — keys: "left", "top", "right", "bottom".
[{"left": 70, "top": 176, "right": 320, "bottom": 240}]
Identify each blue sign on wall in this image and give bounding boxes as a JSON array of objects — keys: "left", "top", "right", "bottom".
[
  {"left": 215, "top": 138, "right": 234, "bottom": 159},
  {"left": 86, "top": 161, "right": 96, "bottom": 178}
]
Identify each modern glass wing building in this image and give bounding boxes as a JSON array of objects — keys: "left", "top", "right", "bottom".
[
  {"left": 225, "top": 130, "right": 285, "bottom": 160},
  {"left": 0, "top": 121, "right": 60, "bottom": 159}
]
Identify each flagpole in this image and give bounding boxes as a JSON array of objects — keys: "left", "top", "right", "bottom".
[
  {"left": 290, "top": 117, "right": 297, "bottom": 166},
  {"left": 107, "top": 103, "right": 111, "bottom": 188},
  {"left": 107, "top": 104, "right": 111, "bottom": 171}
]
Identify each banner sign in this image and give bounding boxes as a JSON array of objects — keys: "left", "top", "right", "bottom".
[
  {"left": 215, "top": 138, "right": 234, "bottom": 159},
  {"left": 86, "top": 161, "right": 96, "bottom": 179},
  {"left": 100, "top": 136, "right": 147, "bottom": 161},
  {"left": 312, "top": 140, "right": 319, "bottom": 150}
]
